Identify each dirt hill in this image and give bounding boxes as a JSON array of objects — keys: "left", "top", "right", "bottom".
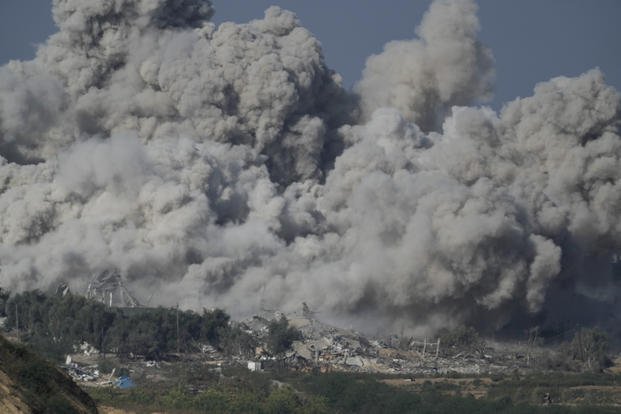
[{"left": 0, "top": 335, "right": 97, "bottom": 414}]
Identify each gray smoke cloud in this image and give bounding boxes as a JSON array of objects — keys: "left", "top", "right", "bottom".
[
  {"left": 0, "top": 0, "right": 619, "bottom": 336},
  {"left": 356, "top": 0, "right": 494, "bottom": 131}
]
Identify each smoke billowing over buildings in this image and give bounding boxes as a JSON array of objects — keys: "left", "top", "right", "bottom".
[{"left": 0, "top": 0, "right": 620, "bottom": 336}]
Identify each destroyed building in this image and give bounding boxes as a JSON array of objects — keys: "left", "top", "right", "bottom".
[
  {"left": 86, "top": 269, "right": 140, "bottom": 308},
  {"left": 236, "top": 305, "right": 553, "bottom": 377}
]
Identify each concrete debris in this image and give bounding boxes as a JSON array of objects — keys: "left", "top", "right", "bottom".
[
  {"left": 247, "top": 361, "right": 263, "bottom": 372},
  {"left": 345, "top": 356, "right": 365, "bottom": 368},
  {"left": 62, "top": 360, "right": 101, "bottom": 383},
  {"left": 74, "top": 342, "right": 100, "bottom": 356},
  {"left": 200, "top": 344, "right": 217, "bottom": 354},
  {"left": 240, "top": 309, "right": 556, "bottom": 376},
  {"left": 240, "top": 315, "right": 272, "bottom": 337},
  {"left": 55, "top": 307, "right": 562, "bottom": 385}
]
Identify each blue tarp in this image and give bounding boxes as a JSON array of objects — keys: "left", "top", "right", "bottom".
[{"left": 115, "top": 376, "right": 135, "bottom": 389}]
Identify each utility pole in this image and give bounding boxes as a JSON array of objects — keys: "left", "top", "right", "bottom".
[
  {"left": 101, "top": 326, "right": 105, "bottom": 357},
  {"left": 15, "top": 303, "right": 19, "bottom": 341},
  {"left": 176, "top": 303, "right": 180, "bottom": 354},
  {"left": 577, "top": 329, "right": 584, "bottom": 364},
  {"left": 526, "top": 328, "right": 538, "bottom": 367}
]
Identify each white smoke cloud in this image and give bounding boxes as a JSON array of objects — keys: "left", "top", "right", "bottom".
[{"left": 0, "top": 0, "right": 619, "bottom": 335}]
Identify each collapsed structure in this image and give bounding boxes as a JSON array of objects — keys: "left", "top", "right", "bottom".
[
  {"left": 86, "top": 269, "right": 140, "bottom": 308},
  {"left": 238, "top": 310, "right": 539, "bottom": 376}
]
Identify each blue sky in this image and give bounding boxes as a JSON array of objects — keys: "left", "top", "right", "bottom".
[{"left": 1, "top": 0, "right": 619, "bottom": 109}]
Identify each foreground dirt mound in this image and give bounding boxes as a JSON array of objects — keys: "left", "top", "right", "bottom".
[{"left": 0, "top": 335, "right": 97, "bottom": 414}]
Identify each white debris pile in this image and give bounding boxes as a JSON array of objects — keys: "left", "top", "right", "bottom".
[
  {"left": 73, "top": 341, "right": 100, "bottom": 357},
  {"left": 239, "top": 314, "right": 274, "bottom": 339},
  {"left": 199, "top": 343, "right": 220, "bottom": 359},
  {"left": 239, "top": 309, "right": 547, "bottom": 376},
  {"left": 62, "top": 356, "right": 101, "bottom": 383}
]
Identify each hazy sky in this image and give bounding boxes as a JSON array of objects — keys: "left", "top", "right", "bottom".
[{"left": 0, "top": 0, "right": 619, "bottom": 108}]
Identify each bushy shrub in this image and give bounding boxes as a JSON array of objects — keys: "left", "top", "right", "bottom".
[
  {"left": 438, "top": 326, "right": 486, "bottom": 355},
  {"left": 267, "top": 316, "right": 302, "bottom": 356},
  {"left": 568, "top": 328, "right": 611, "bottom": 371}
]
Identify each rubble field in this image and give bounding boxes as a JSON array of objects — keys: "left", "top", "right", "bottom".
[
  {"left": 63, "top": 310, "right": 619, "bottom": 391},
  {"left": 239, "top": 311, "right": 571, "bottom": 377}
]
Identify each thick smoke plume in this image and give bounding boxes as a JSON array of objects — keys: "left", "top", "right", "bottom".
[
  {"left": 0, "top": 0, "right": 620, "bottom": 335},
  {"left": 356, "top": 0, "right": 494, "bottom": 131}
]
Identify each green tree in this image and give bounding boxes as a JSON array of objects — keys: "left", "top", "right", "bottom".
[
  {"left": 438, "top": 326, "right": 486, "bottom": 356},
  {"left": 0, "top": 287, "right": 9, "bottom": 317},
  {"left": 263, "top": 387, "right": 301, "bottom": 414},
  {"left": 1, "top": 288, "right": 237, "bottom": 360},
  {"left": 201, "top": 308, "right": 230, "bottom": 346},
  {"left": 569, "top": 327, "right": 611, "bottom": 371},
  {"left": 266, "top": 316, "right": 302, "bottom": 356},
  {"left": 219, "top": 325, "right": 257, "bottom": 357}
]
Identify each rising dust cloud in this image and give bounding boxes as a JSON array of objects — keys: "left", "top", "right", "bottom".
[{"left": 0, "top": 0, "right": 620, "bottom": 336}]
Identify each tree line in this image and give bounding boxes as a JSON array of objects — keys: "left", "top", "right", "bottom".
[{"left": 0, "top": 288, "right": 252, "bottom": 361}]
